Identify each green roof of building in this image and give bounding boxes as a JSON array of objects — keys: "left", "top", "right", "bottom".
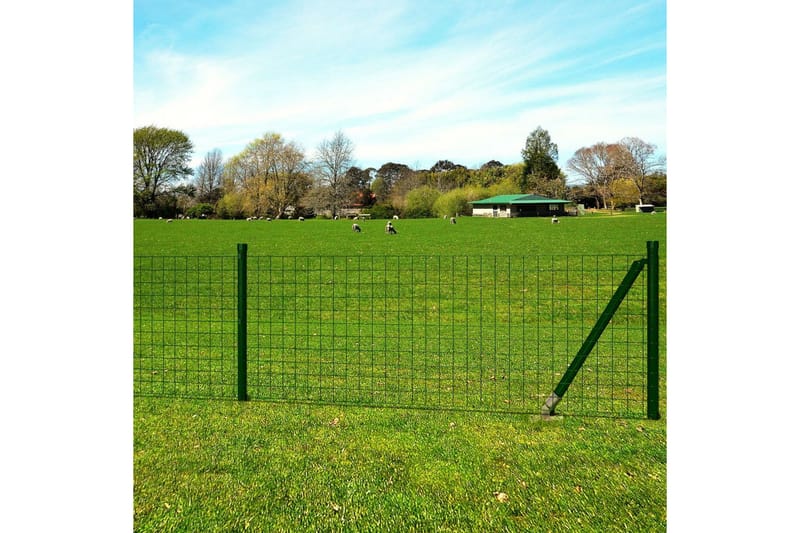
[{"left": 469, "top": 194, "right": 570, "bottom": 205}]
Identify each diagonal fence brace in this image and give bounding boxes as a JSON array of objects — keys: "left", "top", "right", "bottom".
[{"left": 542, "top": 258, "right": 647, "bottom": 417}]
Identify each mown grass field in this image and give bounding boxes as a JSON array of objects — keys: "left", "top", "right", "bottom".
[
  {"left": 133, "top": 212, "right": 665, "bottom": 257},
  {"left": 134, "top": 212, "right": 667, "bottom": 532}
]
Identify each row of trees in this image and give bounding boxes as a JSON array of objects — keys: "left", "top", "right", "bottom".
[
  {"left": 567, "top": 137, "right": 665, "bottom": 209},
  {"left": 133, "top": 125, "right": 666, "bottom": 219}
]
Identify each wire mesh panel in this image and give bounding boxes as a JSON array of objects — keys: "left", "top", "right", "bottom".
[
  {"left": 133, "top": 251, "right": 650, "bottom": 417},
  {"left": 246, "top": 254, "right": 648, "bottom": 417},
  {"left": 134, "top": 256, "right": 238, "bottom": 399}
]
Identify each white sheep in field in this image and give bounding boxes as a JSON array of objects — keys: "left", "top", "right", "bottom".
[
  {"left": 166, "top": 218, "right": 173, "bottom": 223},
  {"left": 352, "top": 223, "right": 361, "bottom": 233},
  {"left": 298, "top": 217, "right": 305, "bottom": 221},
  {"left": 450, "top": 217, "right": 456, "bottom": 224},
  {"left": 393, "top": 215, "right": 399, "bottom": 220},
  {"left": 551, "top": 215, "right": 559, "bottom": 224}
]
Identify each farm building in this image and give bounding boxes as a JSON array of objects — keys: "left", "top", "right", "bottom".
[{"left": 469, "top": 194, "right": 571, "bottom": 218}]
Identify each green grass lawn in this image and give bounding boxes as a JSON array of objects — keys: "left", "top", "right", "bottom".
[
  {"left": 134, "top": 212, "right": 666, "bottom": 257},
  {"left": 134, "top": 213, "right": 666, "bottom": 532}
]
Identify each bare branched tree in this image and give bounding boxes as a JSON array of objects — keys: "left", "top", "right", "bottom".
[
  {"left": 618, "top": 137, "right": 665, "bottom": 205},
  {"left": 194, "top": 149, "right": 224, "bottom": 204},
  {"left": 314, "top": 130, "right": 355, "bottom": 217},
  {"left": 567, "top": 143, "right": 617, "bottom": 209}
]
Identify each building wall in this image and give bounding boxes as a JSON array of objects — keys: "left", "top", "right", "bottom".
[
  {"left": 471, "top": 206, "right": 511, "bottom": 217},
  {"left": 516, "top": 204, "right": 566, "bottom": 217},
  {"left": 472, "top": 204, "right": 566, "bottom": 217},
  {"left": 472, "top": 204, "right": 567, "bottom": 218}
]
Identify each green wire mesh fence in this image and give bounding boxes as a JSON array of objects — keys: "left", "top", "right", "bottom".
[
  {"left": 134, "top": 256, "right": 238, "bottom": 398},
  {"left": 134, "top": 245, "right": 659, "bottom": 418}
]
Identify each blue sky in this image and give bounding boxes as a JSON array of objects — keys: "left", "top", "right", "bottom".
[{"left": 134, "top": 0, "right": 666, "bottom": 180}]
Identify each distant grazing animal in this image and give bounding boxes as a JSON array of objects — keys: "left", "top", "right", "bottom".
[
  {"left": 166, "top": 218, "right": 173, "bottom": 223},
  {"left": 551, "top": 215, "right": 559, "bottom": 224},
  {"left": 450, "top": 217, "right": 456, "bottom": 224},
  {"left": 352, "top": 223, "right": 361, "bottom": 233},
  {"left": 298, "top": 217, "right": 305, "bottom": 221},
  {"left": 393, "top": 215, "right": 399, "bottom": 220},
  {"left": 385, "top": 221, "right": 397, "bottom": 234}
]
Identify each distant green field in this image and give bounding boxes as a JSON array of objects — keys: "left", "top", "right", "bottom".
[
  {"left": 134, "top": 213, "right": 667, "bottom": 532},
  {"left": 133, "top": 212, "right": 666, "bottom": 257}
]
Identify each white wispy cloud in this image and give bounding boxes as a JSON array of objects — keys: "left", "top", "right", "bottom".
[{"left": 134, "top": 0, "right": 666, "bottom": 175}]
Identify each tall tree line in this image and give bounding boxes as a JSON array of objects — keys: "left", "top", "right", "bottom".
[{"left": 133, "top": 125, "right": 665, "bottom": 219}]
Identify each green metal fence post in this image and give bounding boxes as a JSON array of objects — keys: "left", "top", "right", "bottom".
[
  {"left": 237, "top": 243, "right": 249, "bottom": 401},
  {"left": 542, "top": 258, "right": 646, "bottom": 417},
  {"left": 646, "top": 241, "right": 660, "bottom": 420}
]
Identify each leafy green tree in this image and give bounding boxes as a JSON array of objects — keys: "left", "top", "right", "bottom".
[
  {"left": 346, "top": 166, "right": 375, "bottom": 208},
  {"left": 485, "top": 178, "right": 519, "bottom": 197},
  {"left": 430, "top": 160, "right": 457, "bottom": 173},
  {"left": 609, "top": 177, "right": 640, "bottom": 209},
  {"left": 373, "top": 162, "right": 414, "bottom": 202},
  {"left": 215, "top": 192, "right": 245, "bottom": 219},
  {"left": 172, "top": 183, "right": 197, "bottom": 216},
  {"left": 133, "top": 126, "right": 194, "bottom": 217},
  {"left": 566, "top": 183, "right": 600, "bottom": 209},
  {"left": 425, "top": 161, "right": 468, "bottom": 192},
  {"left": 498, "top": 163, "right": 525, "bottom": 192},
  {"left": 433, "top": 188, "right": 471, "bottom": 217},
  {"left": 389, "top": 169, "right": 426, "bottom": 211},
  {"left": 186, "top": 203, "right": 215, "bottom": 218},
  {"left": 222, "top": 132, "right": 311, "bottom": 218},
  {"left": 365, "top": 203, "right": 398, "bottom": 219},
  {"left": 403, "top": 186, "right": 441, "bottom": 218},
  {"left": 471, "top": 160, "right": 505, "bottom": 187},
  {"left": 521, "top": 126, "right": 560, "bottom": 190},
  {"left": 645, "top": 172, "right": 667, "bottom": 206},
  {"left": 462, "top": 185, "right": 493, "bottom": 202},
  {"left": 526, "top": 171, "right": 568, "bottom": 199},
  {"left": 370, "top": 176, "right": 388, "bottom": 203}
]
